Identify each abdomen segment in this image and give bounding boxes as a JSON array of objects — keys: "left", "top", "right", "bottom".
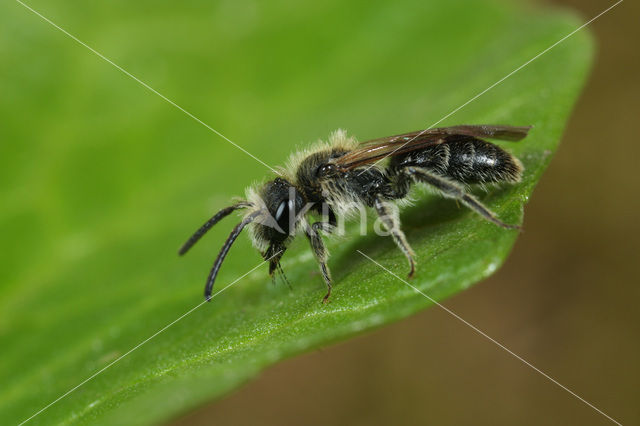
[{"left": 389, "top": 135, "right": 522, "bottom": 184}]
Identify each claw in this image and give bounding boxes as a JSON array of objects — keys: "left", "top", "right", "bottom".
[{"left": 407, "top": 260, "right": 416, "bottom": 279}]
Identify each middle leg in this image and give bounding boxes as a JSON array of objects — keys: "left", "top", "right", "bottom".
[{"left": 373, "top": 197, "right": 416, "bottom": 278}]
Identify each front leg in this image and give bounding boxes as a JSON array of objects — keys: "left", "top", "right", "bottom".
[{"left": 304, "top": 220, "right": 334, "bottom": 303}]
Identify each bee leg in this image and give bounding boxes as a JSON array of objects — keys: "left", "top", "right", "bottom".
[
  {"left": 276, "top": 261, "right": 292, "bottom": 290},
  {"left": 406, "top": 167, "right": 520, "bottom": 230},
  {"left": 305, "top": 222, "right": 333, "bottom": 303},
  {"left": 373, "top": 197, "right": 416, "bottom": 278}
]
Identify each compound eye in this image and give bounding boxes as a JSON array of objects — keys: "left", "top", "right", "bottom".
[{"left": 274, "top": 200, "right": 295, "bottom": 234}]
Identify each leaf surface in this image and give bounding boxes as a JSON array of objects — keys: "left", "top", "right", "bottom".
[{"left": 0, "top": 0, "right": 592, "bottom": 424}]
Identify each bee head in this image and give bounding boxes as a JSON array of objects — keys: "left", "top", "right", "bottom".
[
  {"left": 255, "top": 178, "right": 305, "bottom": 239},
  {"left": 245, "top": 177, "right": 306, "bottom": 278},
  {"left": 178, "top": 178, "right": 307, "bottom": 301}
]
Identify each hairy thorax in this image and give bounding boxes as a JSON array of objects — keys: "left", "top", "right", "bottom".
[{"left": 295, "top": 148, "right": 404, "bottom": 217}]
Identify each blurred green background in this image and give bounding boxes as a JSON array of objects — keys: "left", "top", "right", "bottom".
[{"left": 0, "top": 0, "right": 636, "bottom": 424}]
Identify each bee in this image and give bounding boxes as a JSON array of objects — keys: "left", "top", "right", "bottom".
[{"left": 179, "top": 125, "right": 530, "bottom": 302}]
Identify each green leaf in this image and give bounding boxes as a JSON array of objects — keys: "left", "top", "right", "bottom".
[{"left": 0, "top": 0, "right": 592, "bottom": 424}]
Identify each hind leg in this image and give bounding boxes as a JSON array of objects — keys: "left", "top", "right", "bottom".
[
  {"left": 406, "top": 167, "right": 520, "bottom": 230},
  {"left": 374, "top": 197, "right": 416, "bottom": 278}
]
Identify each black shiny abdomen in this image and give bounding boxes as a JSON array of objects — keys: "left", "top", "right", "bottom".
[{"left": 389, "top": 135, "right": 521, "bottom": 184}]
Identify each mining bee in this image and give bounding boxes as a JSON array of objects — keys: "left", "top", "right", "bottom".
[{"left": 179, "top": 125, "right": 530, "bottom": 302}]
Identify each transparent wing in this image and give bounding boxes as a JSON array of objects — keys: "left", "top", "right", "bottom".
[{"left": 333, "top": 125, "right": 531, "bottom": 170}]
